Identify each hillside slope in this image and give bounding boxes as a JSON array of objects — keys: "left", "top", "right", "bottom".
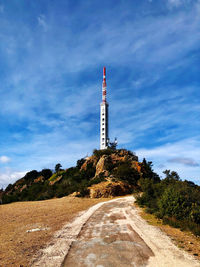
[{"left": 2, "top": 149, "right": 157, "bottom": 204}]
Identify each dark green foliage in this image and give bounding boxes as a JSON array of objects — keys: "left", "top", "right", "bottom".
[
  {"left": 40, "top": 169, "right": 53, "bottom": 180},
  {"left": 55, "top": 163, "right": 62, "bottom": 173},
  {"left": 113, "top": 161, "right": 140, "bottom": 185},
  {"left": 104, "top": 156, "right": 115, "bottom": 172},
  {"left": 5, "top": 183, "right": 13, "bottom": 193},
  {"left": 76, "top": 158, "right": 86, "bottom": 169},
  {"left": 93, "top": 148, "right": 115, "bottom": 160},
  {"left": 136, "top": 169, "right": 200, "bottom": 236},
  {"left": 88, "top": 175, "right": 105, "bottom": 186},
  {"left": 80, "top": 163, "right": 96, "bottom": 180},
  {"left": 140, "top": 158, "right": 160, "bottom": 182},
  {"left": 24, "top": 170, "right": 39, "bottom": 182}
]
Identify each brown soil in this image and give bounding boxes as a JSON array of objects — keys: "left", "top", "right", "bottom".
[
  {"left": 0, "top": 196, "right": 107, "bottom": 267},
  {"left": 139, "top": 208, "right": 200, "bottom": 261}
]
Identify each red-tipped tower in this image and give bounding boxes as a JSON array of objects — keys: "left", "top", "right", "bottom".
[
  {"left": 102, "top": 67, "right": 107, "bottom": 102},
  {"left": 100, "top": 67, "right": 109, "bottom": 149}
]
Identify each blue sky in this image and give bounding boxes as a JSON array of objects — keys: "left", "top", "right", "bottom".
[{"left": 0, "top": 0, "right": 200, "bottom": 188}]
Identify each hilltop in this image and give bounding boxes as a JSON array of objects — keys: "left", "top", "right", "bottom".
[
  {"left": 1, "top": 149, "right": 200, "bottom": 266},
  {"left": 2, "top": 148, "right": 156, "bottom": 204},
  {"left": 3, "top": 148, "right": 200, "bottom": 238}
]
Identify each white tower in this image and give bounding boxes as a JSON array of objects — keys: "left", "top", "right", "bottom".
[{"left": 100, "top": 67, "right": 109, "bottom": 150}]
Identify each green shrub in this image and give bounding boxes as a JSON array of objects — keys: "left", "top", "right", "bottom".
[
  {"left": 112, "top": 162, "right": 140, "bottom": 185},
  {"left": 93, "top": 148, "right": 114, "bottom": 160},
  {"left": 136, "top": 169, "right": 200, "bottom": 236},
  {"left": 40, "top": 169, "right": 53, "bottom": 180},
  {"left": 76, "top": 158, "right": 86, "bottom": 169},
  {"left": 49, "top": 170, "right": 65, "bottom": 181}
]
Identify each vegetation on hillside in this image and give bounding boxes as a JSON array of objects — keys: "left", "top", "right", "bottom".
[
  {"left": 1, "top": 149, "right": 141, "bottom": 204},
  {"left": 137, "top": 168, "right": 200, "bottom": 236},
  {"left": 2, "top": 147, "right": 200, "bottom": 237}
]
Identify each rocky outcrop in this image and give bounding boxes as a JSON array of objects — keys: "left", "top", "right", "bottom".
[
  {"left": 93, "top": 149, "right": 139, "bottom": 178},
  {"left": 2, "top": 148, "right": 142, "bottom": 203},
  {"left": 95, "top": 155, "right": 110, "bottom": 177},
  {"left": 49, "top": 175, "right": 63, "bottom": 185},
  {"left": 89, "top": 181, "right": 133, "bottom": 198},
  {"left": 80, "top": 155, "right": 98, "bottom": 171},
  {"left": 34, "top": 176, "right": 44, "bottom": 183}
]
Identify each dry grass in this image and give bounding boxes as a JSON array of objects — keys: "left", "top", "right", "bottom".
[
  {"left": 0, "top": 196, "right": 108, "bottom": 266},
  {"left": 138, "top": 207, "right": 200, "bottom": 260}
]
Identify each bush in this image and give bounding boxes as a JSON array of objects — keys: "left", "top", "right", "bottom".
[
  {"left": 24, "top": 170, "right": 39, "bottom": 182},
  {"left": 49, "top": 170, "right": 65, "bottom": 182},
  {"left": 76, "top": 158, "right": 86, "bottom": 169},
  {"left": 93, "top": 148, "right": 114, "bottom": 160},
  {"left": 41, "top": 169, "right": 53, "bottom": 180},
  {"left": 136, "top": 169, "right": 200, "bottom": 236},
  {"left": 88, "top": 175, "right": 105, "bottom": 186},
  {"left": 113, "top": 161, "right": 140, "bottom": 185}
]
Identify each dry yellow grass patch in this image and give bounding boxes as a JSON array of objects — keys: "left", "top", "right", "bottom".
[
  {"left": 0, "top": 196, "right": 108, "bottom": 267},
  {"left": 139, "top": 208, "right": 200, "bottom": 261}
]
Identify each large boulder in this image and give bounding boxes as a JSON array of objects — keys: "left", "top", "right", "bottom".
[
  {"left": 89, "top": 181, "right": 133, "bottom": 198},
  {"left": 95, "top": 155, "right": 109, "bottom": 177}
]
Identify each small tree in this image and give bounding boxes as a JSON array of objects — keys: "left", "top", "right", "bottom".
[
  {"left": 141, "top": 158, "right": 160, "bottom": 182},
  {"left": 55, "top": 163, "right": 62, "bottom": 173},
  {"left": 163, "top": 170, "right": 180, "bottom": 182}
]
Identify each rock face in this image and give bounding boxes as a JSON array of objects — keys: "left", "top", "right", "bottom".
[
  {"left": 89, "top": 181, "right": 133, "bottom": 198},
  {"left": 81, "top": 155, "right": 97, "bottom": 171},
  {"left": 85, "top": 149, "right": 139, "bottom": 178},
  {"left": 80, "top": 149, "right": 141, "bottom": 198},
  {"left": 95, "top": 155, "right": 110, "bottom": 177}
]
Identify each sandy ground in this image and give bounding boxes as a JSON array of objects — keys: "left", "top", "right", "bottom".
[
  {"left": 32, "top": 196, "right": 200, "bottom": 267},
  {"left": 0, "top": 196, "right": 107, "bottom": 266}
]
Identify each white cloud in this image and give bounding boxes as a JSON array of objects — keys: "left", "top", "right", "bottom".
[
  {"left": 0, "top": 156, "right": 11, "bottom": 163},
  {"left": 168, "top": 157, "right": 199, "bottom": 166},
  {"left": 0, "top": 170, "right": 27, "bottom": 189},
  {"left": 0, "top": 0, "right": 199, "bottom": 188},
  {"left": 136, "top": 137, "right": 200, "bottom": 182}
]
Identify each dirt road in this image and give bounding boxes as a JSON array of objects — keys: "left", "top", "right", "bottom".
[{"left": 33, "top": 196, "right": 200, "bottom": 267}]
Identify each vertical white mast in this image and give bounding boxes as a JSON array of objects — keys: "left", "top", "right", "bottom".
[{"left": 100, "top": 67, "right": 109, "bottom": 150}]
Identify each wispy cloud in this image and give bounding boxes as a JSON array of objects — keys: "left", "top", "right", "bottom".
[
  {"left": 0, "top": 169, "right": 27, "bottom": 189},
  {"left": 136, "top": 137, "right": 200, "bottom": 181},
  {"left": 168, "top": 157, "right": 199, "bottom": 166},
  {"left": 0, "top": 156, "right": 11, "bottom": 163},
  {"left": 0, "top": 0, "right": 199, "bottom": 188}
]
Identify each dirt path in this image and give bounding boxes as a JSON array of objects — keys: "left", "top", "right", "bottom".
[{"left": 32, "top": 196, "right": 200, "bottom": 267}]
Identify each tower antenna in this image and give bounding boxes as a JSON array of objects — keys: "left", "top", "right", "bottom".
[{"left": 100, "top": 67, "right": 109, "bottom": 149}]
